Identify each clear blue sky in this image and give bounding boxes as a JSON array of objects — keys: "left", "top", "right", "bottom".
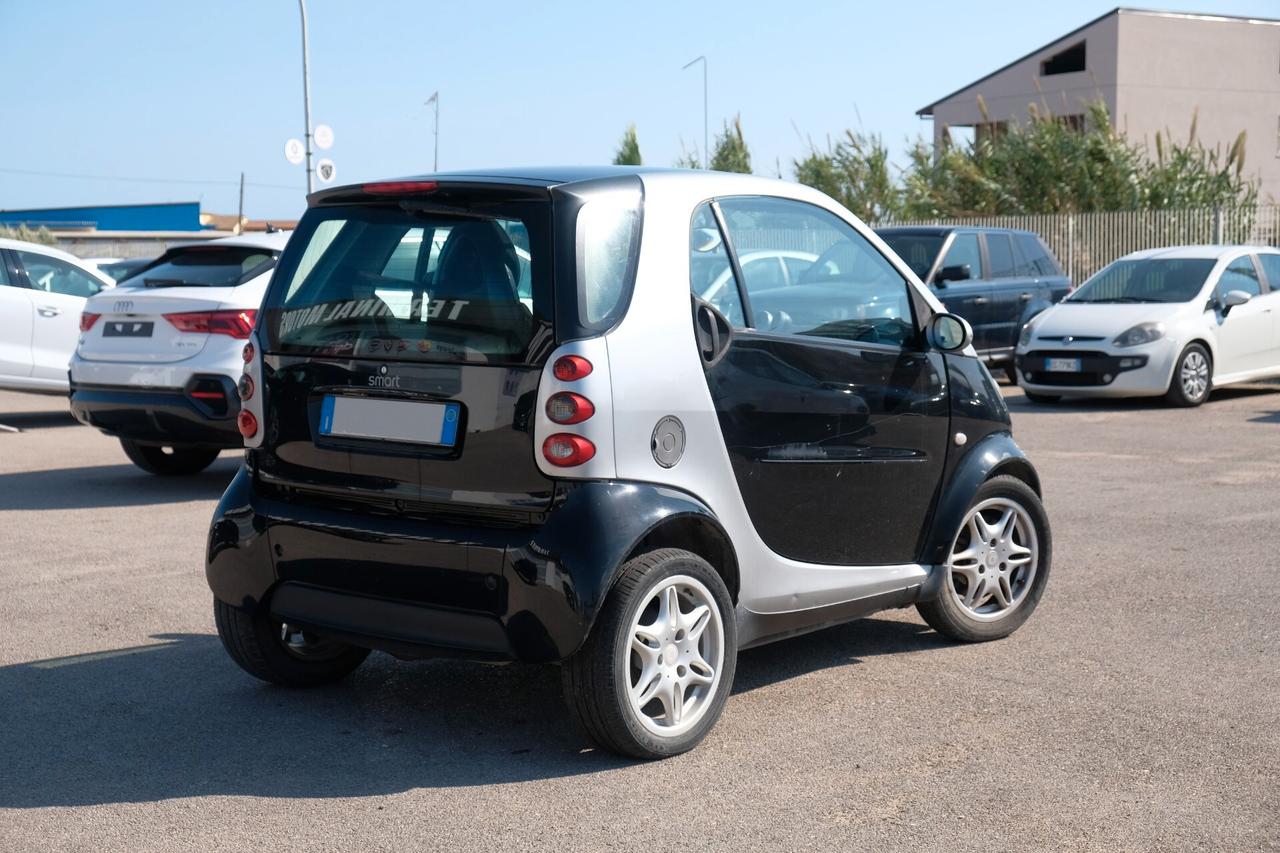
[{"left": 2, "top": 0, "right": 1276, "bottom": 220}]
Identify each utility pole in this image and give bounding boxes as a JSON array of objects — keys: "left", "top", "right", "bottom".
[
  {"left": 426, "top": 91, "right": 439, "bottom": 172},
  {"left": 682, "top": 55, "right": 708, "bottom": 168},
  {"left": 237, "top": 172, "right": 245, "bottom": 234},
  {"left": 298, "top": 0, "right": 315, "bottom": 193}
]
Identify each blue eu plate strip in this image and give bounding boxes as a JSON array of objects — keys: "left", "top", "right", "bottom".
[
  {"left": 319, "top": 395, "right": 336, "bottom": 435},
  {"left": 440, "top": 403, "right": 460, "bottom": 446}
]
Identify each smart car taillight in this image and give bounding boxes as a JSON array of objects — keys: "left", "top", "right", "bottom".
[
  {"left": 164, "top": 310, "right": 257, "bottom": 339},
  {"left": 553, "top": 355, "right": 593, "bottom": 381},
  {"left": 363, "top": 181, "right": 439, "bottom": 195},
  {"left": 80, "top": 312, "right": 101, "bottom": 332},
  {"left": 542, "top": 434, "right": 595, "bottom": 467},
  {"left": 546, "top": 392, "right": 594, "bottom": 425},
  {"left": 237, "top": 409, "right": 258, "bottom": 438},
  {"left": 237, "top": 375, "right": 255, "bottom": 401},
  {"left": 242, "top": 341, "right": 255, "bottom": 363}
]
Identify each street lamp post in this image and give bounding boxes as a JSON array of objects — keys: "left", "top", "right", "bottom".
[
  {"left": 426, "top": 91, "right": 439, "bottom": 172},
  {"left": 298, "top": 0, "right": 315, "bottom": 193},
  {"left": 680, "top": 55, "right": 711, "bottom": 167}
]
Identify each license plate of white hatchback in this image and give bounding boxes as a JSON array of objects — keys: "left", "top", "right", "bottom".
[
  {"left": 1044, "top": 357, "right": 1082, "bottom": 372},
  {"left": 319, "top": 395, "right": 461, "bottom": 446}
]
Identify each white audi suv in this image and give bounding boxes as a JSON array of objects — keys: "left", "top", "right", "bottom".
[{"left": 70, "top": 231, "right": 290, "bottom": 474}]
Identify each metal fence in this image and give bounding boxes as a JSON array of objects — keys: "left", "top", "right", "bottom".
[{"left": 884, "top": 206, "right": 1280, "bottom": 283}]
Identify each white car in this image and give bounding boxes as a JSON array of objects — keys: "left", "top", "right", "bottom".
[
  {"left": 70, "top": 231, "right": 291, "bottom": 474},
  {"left": 1015, "top": 245, "right": 1280, "bottom": 406},
  {"left": 0, "top": 238, "right": 114, "bottom": 394}
]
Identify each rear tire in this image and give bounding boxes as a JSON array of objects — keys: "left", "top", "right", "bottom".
[
  {"left": 1165, "top": 343, "right": 1212, "bottom": 407},
  {"left": 917, "top": 475, "right": 1051, "bottom": 643},
  {"left": 562, "top": 548, "right": 737, "bottom": 759},
  {"left": 214, "top": 598, "right": 370, "bottom": 687},
  {"left": 1003, "top": 366, "right": 1019, "bottom": 386},
  {"left": 120, "top": 439, "right": 221, "bottom": 476},
  {"left": 1022, "top": 391, "right": 1061, "bottom": 404}
]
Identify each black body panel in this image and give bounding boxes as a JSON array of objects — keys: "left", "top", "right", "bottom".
[
  {"left": 206, "top": 469, "right": 732, "bottom": 662},
  {"left": 253, "top": 354, "right": 552, "bottom": 516},
  {"left": 704, "top": 333, "right": 950, "bottom": 564},
  {"left": 69, "top": 379, "right": 242, "bottom": 448}
]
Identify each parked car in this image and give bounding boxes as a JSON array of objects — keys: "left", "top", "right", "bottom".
[
  {"left": 1016, "top": 245, "right": 1280, "bottom": 406},
  {"left": 696, "top": 247, "right": 819, "bottom": 307},
  {"left": 207, "top": 167, "right": 1052, "bottom": 759},
  {"left": 0, "top": 238, "right": 114, "bottom": 394},
  {"left": 876, "top": 226, "right": 1072, "bottom": 379},
  {"left": 69, "top": 232, "right": 290, "bottom": 474},
  {"left": 89, "top": 257, "right": 153, "bottom": 283}
]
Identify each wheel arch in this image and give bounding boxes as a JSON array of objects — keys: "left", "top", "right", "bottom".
[{"left": 625, "top": 513, "right": 740, "bottom": 604}]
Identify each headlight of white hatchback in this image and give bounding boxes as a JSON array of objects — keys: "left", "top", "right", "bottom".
[
  {"left": 1113, "top": 322, "right": 1165, "bottom": 348},
  {"left": 1018, "top": 318, "right": 1038, "bottom": 348}
]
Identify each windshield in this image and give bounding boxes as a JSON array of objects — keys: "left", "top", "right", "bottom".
[
  {"left": 135, "top": 246, "right": 278, "bottom": 288},
  {"left": 877, "top": 233, "right": 945, "bottom": 280},
  {"left": 261, "top": 201, "right": 551, "bottom": 364},
  {"left": 1069, "top": 258, "right": 1216, "bottom": 303}
]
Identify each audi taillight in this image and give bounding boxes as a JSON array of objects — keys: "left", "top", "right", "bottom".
[
  {"left": 80, "top": 312, "right": 101, "bottom": 332},
  {"left": 553, "top": 355, "right": 593, "bottom": 381},
  {"left": 546, "top": 392, "right": 594, "bottom": 425},
  {"left": 164, "top": 310, "right": 257, "bottom": 339},
  {"left": 237, "top": 409, "right": 258, "bottom": 439},
  {"left": 542, "top": 434, "right": 595, "bottom": 467}
]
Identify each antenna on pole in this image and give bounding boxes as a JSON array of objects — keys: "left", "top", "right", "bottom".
[
  {"left": 682, "top": 56, "right": 708, "bottom": 168},
  {"left": 425, "top": 91, "right": 439, "bottom": 172}
]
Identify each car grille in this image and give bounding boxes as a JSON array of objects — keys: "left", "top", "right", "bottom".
[{"left": 1017, "top": 349, "right": 1147, "bottom": 387}]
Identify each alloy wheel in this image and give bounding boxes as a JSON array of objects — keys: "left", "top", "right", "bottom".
[
  {"left": 1180, "top": 350, "right": 1209, "bottom": 402},
  {"left": 625, "top": 574, "right": 725, "bottom": 737},
  {"left": 947, "top": 498, "right": 1039, "bottom": 622}
]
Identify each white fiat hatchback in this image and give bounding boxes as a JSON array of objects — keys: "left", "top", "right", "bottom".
[
  {"left": 70, "top": 231, "right": 290, "bottom": 474},
  {"left": 1016, "top": 246, "right": 1280, "bottom": 406}
]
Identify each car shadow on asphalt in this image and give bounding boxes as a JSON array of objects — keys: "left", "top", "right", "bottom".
[
  {"left": 0, "top": 617, "right": 946, "bottom": 806},
  {"left": 1005, "top": 383, "right": 1280, "bottom": 414},
  {"left": 0, "top": 459, "right": 242, "bottom": 510},
  {"left": 0, "top": 409, "right": 80, "bottom": 430}
]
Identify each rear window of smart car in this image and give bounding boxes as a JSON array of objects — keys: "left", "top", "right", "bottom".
[
  {"left": 260, "top": 201, "right": 552, "bottom": 363},
  {"left": 133, "top": 246, "right": 278, "bottom": 288}
]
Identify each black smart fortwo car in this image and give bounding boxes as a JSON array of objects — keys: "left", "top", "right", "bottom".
[{"left": 207, "top": 168, "right": 1052, "bottom": 759}]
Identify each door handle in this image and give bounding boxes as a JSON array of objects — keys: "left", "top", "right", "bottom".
[
  {"left": 36, "top": 306, "right": 61, "bottom": 317},
  {"left": 1020, "top": 292, "right": 1033, "bottom": 301},
  {"left": 972, "top": 297, "right": 988, "bottom": 305}
]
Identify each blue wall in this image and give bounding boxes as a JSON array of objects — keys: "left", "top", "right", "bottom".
[{"left": 0, "top": 202, "right": 204, "bottom": 231}]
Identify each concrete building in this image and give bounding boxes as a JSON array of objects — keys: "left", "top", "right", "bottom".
[{"left": 917, "top": 8, "right": 1280, "bottom": 202}]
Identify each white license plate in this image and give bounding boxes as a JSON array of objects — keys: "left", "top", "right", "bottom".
[
  {"left": 1044, "top": 357, "right": 1082, "bottom": 373},
  {"left": 319, "top": 395, "right": 460, "bottom": 446}
]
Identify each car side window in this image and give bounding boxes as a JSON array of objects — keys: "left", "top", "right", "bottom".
[
  {"left": 15, "top": 251, "right": 103, "bottom": 298},
  {"left": 1257, "top": 254, "right": 1280, "bottom": 293},
  {"left": 1218, "top": 256, "right": 1262, "bottom": 298},
  {"left": 740, "top": 255, "right": 786, "bottom": 293},
  {"left": 0, "top": 254, "right": 13, "bottom": 287},
  {"left": 717, "top": 196, "right": 917, "bottom": 347},
  {"left": 940, "top": 233, "right": 983, "bottom": 281},
  {"left": 985, "top": 234, "right": 1016, "bottom": 278},
  {"left": 689, "top": 202, "right": 746, "bottom": 328}
]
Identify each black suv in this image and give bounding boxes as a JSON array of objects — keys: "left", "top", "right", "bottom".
[{"left": 876, "top": 227, "right": 1071, "bottom": 378}]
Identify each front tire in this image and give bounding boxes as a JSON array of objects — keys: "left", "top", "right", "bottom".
[
  {"left": 917, "top": 475, "right": 1051, "bottom": 643},
  {"left": 1165, "top": 343, "right": 1212, "bottom": 407},
  {"left": 562, "top": 548, "right": 737, "bottom": 759},
  {"left": 120, "top": 439, "right": 221, "bottom": 476},
  {"left": 214, "top": 598, "right": 370, "bottom": 687}
]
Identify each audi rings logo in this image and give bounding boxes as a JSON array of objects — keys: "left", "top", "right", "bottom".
[{"left": 113, "top": 300, "right": 134, "bottom": 313}]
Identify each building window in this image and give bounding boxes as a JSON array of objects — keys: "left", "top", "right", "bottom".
[{"left": 1041, "top": 41, "right": 1086, "bottom": 76}]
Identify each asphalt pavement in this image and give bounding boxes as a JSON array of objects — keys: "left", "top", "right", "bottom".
[{"left": 1, "top": 385, "right": 1278, "bottom": 852}]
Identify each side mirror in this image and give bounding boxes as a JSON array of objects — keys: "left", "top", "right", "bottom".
[
  {"left": 1222, "top": 289, "right": 1251, "bottom": 314},
  {"left": 936, "top": 264, "right": 972, "bottom": 285},
  {"left": 928, "top": 312, "right": 972, "bottom": 352}
]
